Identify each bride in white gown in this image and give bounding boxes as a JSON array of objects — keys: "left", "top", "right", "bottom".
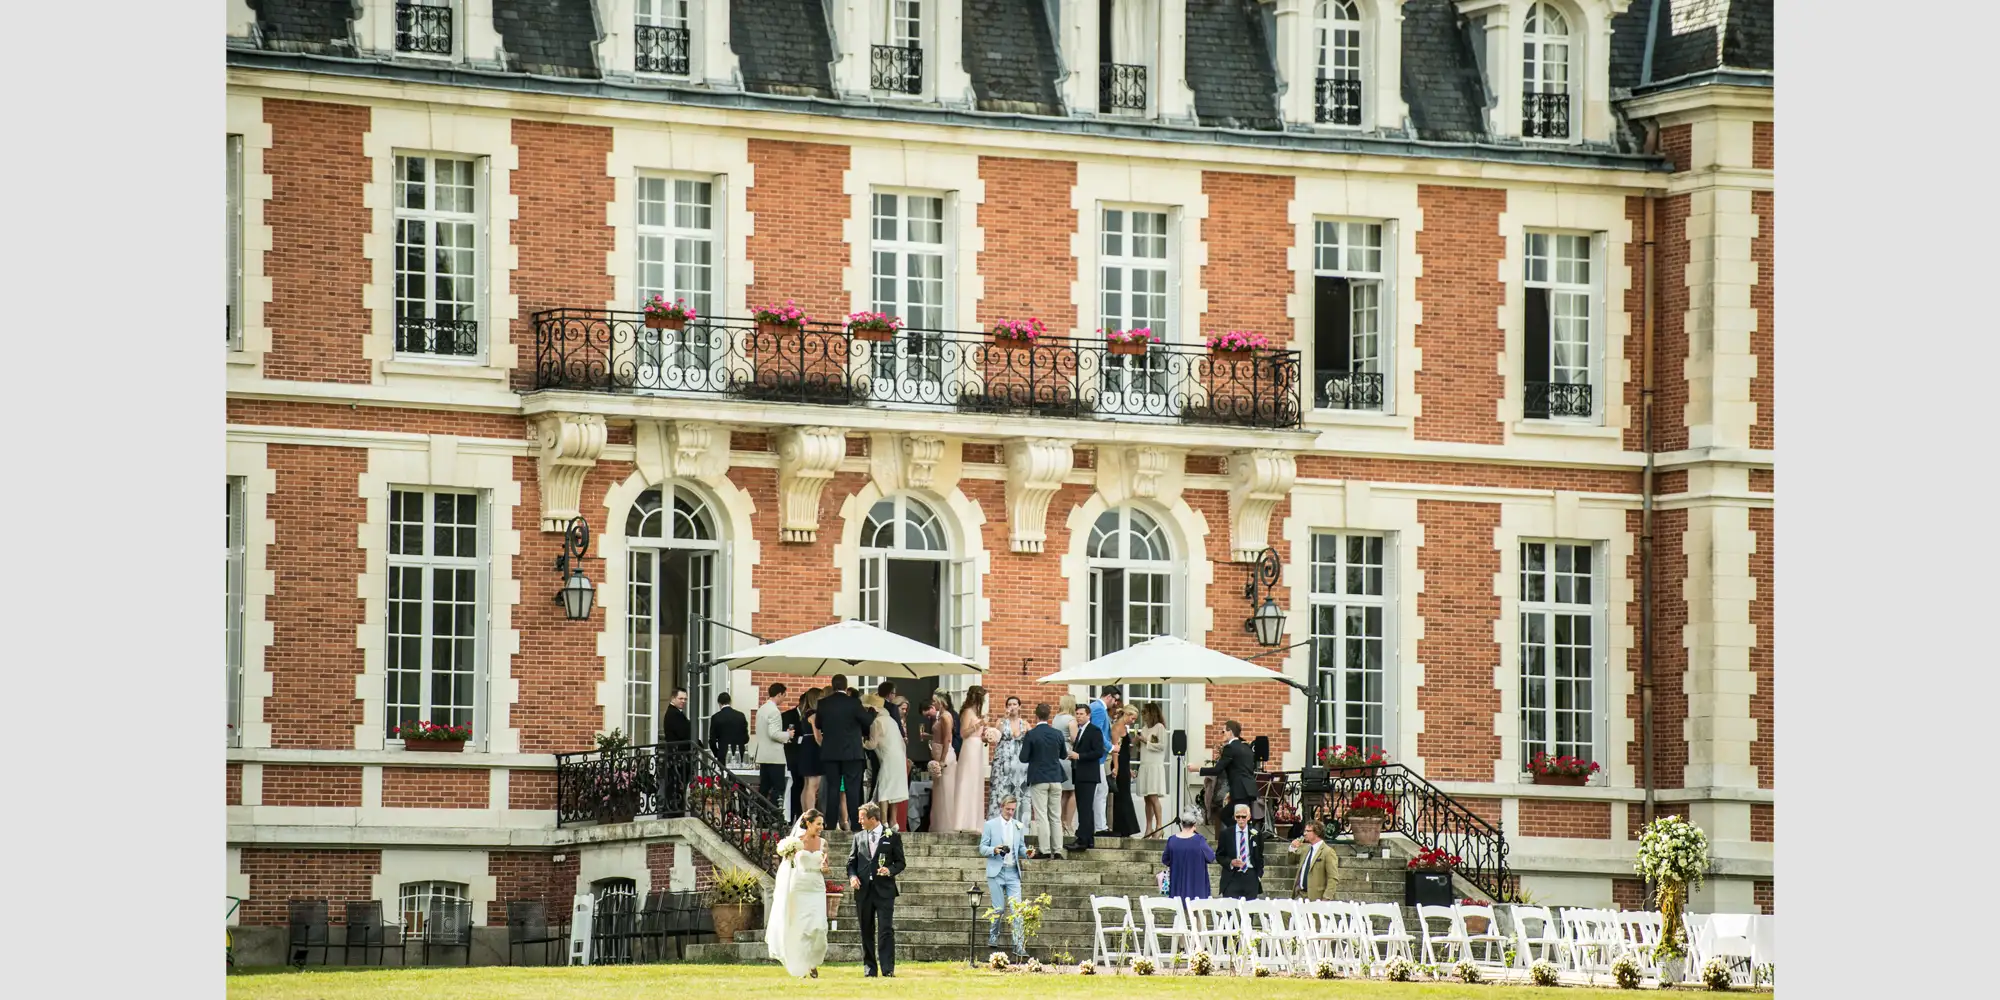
[{"left": 765, "top": 808, "right": 829, "bottom": 978}]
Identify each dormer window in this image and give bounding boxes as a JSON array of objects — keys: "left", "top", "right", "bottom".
[
  {"left": 1314, "top": 0, "right": 1363, "bottom": 126},
  {"left": 394, "top": 1, "right": 453, "bottom": 56},
  {"left": 635, "top": 0, "right": 692, "bottom": 76},
  {"left": 1521, "top": 2, "right": 1572, "bottom": 139},
  {"left": 871, "top": 1, "right": 924, "bottom": 95},
  {"left": 1100, "top": 1, "right": 1151, "bottom": 113}
]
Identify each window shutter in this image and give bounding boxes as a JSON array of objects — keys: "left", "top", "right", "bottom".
[
  {"left": 948, "top": 556, "right": 977, "bottom": 660},
  {"left": 1524, "top": 286, "right": 1551, "bottom": 417},
  {"left": 1314, "top": 275, "right": 1351, "bottom": 374}
]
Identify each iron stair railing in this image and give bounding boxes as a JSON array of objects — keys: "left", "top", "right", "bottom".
[
  {"left": 1258, "top": 762, "right": 1515, "bottom": 901},
  {"left": 554, "top": 740, "right": 789, "bottom": 872}
]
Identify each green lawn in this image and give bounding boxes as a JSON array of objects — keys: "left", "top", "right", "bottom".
[{"left": 226, "top": 962, "right": 1749, "bottom": 998}]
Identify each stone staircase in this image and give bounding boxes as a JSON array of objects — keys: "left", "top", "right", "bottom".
[{"left": 690, "top": 828, "right": 1419, "bottom": 964}]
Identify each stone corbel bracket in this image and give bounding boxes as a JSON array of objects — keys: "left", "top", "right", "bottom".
[
  {"left": 868, "top": 432, "right": 959, "bottom": 497},
  {"left": 634, "top": 419, "right": 730, "bottom": 486},
  {"left": 1227, "top": 448, "right": 1298, "bottom": 562},
  {"left": 775, "top": 426, "right": 847, "bottom": 543},
  {"left": 1002, "top": 438, "right": 1076, "bottom": 553},
  {"left": 530, "top": 412, "right": 608, "bottom": 533},
  {"left": 1095, "top": 444, "right": 1187, "bottom": 510}
]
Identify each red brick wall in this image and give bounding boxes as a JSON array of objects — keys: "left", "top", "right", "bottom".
[
  {"left": 1199, "top": 171, "right": 1294, "bottom": 343},
  {"left": 266, "top": 444, "right": 366, "bottom": 748},
  {"left": 645, "top": 840, "right": 720, "bottom": 894},
  {"left": 1622, "top": 195, "right": 1649, "bottom": 452},
  {"left": 510, "top": 120, "right": 616, "bottom": 390},
  {"left": 489, "top": 850, "right": 569, "bottom": 924},
  {"left": 1650, "top": 508, "right": 1690, "bottom": 788},
  {"left": 1415, "top": 500, "right": 1501, "bottom": 779},
  {"left": 745, "top": 139, "right": 851, "bottom": 318},
  {"left": 227, "top": 399, "right": 527, "bottom": 439},
  {"left": 733, "top": 466, "right": 857, "bottom": 695},
  {"left": 1754, "top": 880, "right": 1773, "bottom": 915},
  {"left": 263, "top": 99, "right": 372, "bottom": 384},
  {"left": 1750, "top": 191, "right": 1774, "bottom": 450},
  {"left": 1750, "top": 802, "right": 1773, "bottom": 843},
  {"left": 1413, "top": 186, "right": 1506, "bottom": 444},
  {"left": 228, "top": 763, "right": 242, "bottom": 806},
  {"left": 1612, "top": 877, "right": 1649, "bottom": 910},
  {"left": 1749, "top": 507, "right": 1773, "bottom": 789},
  {"left": 962, "top": 481, "right": 1094, "bottom": 713},
  {"left": 382, "top": 766, "right": 490, "bottom": 808},
  {"left": 240, "top": 848, "right": 382, "bottom": 925},
  {"left": 510, "top": 769, "right": 557, "bottom": 810},
  {"left": 1751, "top": 122, "right": 1773, "bottom": 171},
  {"left": 1749, "top": 469, "right": 1772, "bottom": 493},
  {"left": 512, "top": 457, "right": 629, "bottom": 753},
  {"left": 1455, "top": 796, "right": 1502, "bottom": 829},
  {"left": 1192, "top": 489, "right": 1292, "bottom": 756},
  {"left": 1295, "top": 455, "right": 1637, "bottom": 495},
  {"left": 262, "top": 765, "right": 364, "bottom": 807},
  {"left": 1518, "top": 799, "right": 1612, "bottom": 839},
  {"left": 1655, "top": 194, "right": 1692, "bottom": 452},
  {"left": 1660, "top": 124, "right": 1693, "bottom": 173},
  {"left": 976, "top": 157, "right": 1079, "bottom": 333},
  {"left": 1654, "top": 470, "right": 1688, "bottom": 496}
]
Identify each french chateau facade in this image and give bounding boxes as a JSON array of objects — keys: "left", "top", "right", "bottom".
[{"left": 224, "top": 0, "right": 1773, "bottom": 941}]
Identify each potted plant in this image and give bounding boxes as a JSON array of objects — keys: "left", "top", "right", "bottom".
[
  {"left": 845, "top": 310, "right": 903, "bottom": 343},
  {"left": 1205, "top": 330, "right": 1273, "bottom": 356},
  {"left": 1636, "top": 815, "right": 1711, "bottom": 983},
  {"left": 1404, "top": 847, "right": 1459, "bottom": 907},
  {"left": 823, "top": 878, "right": 844, "bottom": 919},
  {"left": 642, "top": 295, "right": 696, "bottom": 331},
  {"left": 595, "top": 728, "right": 630, "bottom": 752},
  {"left": 395, "top": 719, "right": 472, "bottom": 752},
  {"left": 707, "top": 867, "right": 763, "bottom": 946},
  {"left": 688, "top": 775, "right": 728, "bottom": 823},
  {"left": 991, "top": 317, "right": 1045, "bottom": 348},
  {"left": 1527, "top": 751, "right": 1601, "bottom": 786},
  {"left": 1318, "top": 744, "right": 1389, "bottom": 775},
  {"left": 751, "top": 300, "right": 811, "bottom": 337},
  {"left": 1102, "top": 327, "right": 1157, "bottom": 356},
  {"left": 1343, "top": 790, "right": 1394, "bottom": 849}
]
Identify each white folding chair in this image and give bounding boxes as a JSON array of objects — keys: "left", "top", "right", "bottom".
[
  {"left": 1089, "top": 895, "right": 1140, "bottom": 969},
  {"left": 1559, "top": 907, "right": 1610, "bottom": 975},
  {"left": 1266, "top": 900, "right": 1313, "bottom": 972},
  {"left": 1306, "top": 901, "right": 1369, "bottom": 972},
  {"left": 1508, "top": 904, "right": 1564, "bottom": 969},
  {"left": 1138, "top": 896, "right": 1191, "bottom": 967},
  {"left": 1750, "top": 914, "right": 1775, "bottom": 976},
  {"left": 1360, "top": 901, "right": 1416, "bottom": 964},
  {"left": 1455, "top": 903, "right": 1510, "bottom": 966},
  {"left": 1416, "top": 903, "right": 1468, "bottom": 965},
  {"left": 1184, "top": 898, "right": 1241, "bottom": 968},
  {"left": 1616, "top": 910, "right": 1662, "bottom": 976},
  {"left": 1234, "top": 899, "right": 1287, "bottom": 972},
  {"left": 1706, "top": 912, "right": 1757, "bottom": 986}
]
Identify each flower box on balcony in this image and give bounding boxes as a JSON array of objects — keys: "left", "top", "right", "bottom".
[
  {"left": 1105, "top": 327, "right": 1156, "bottom": 356},
  {"left": 851, "top": 328, "right": 894, "bottom": 343},
  {"left": 991, "top": 318, "right": 1045, "bottom": 350},
  {"left": 751, "top": 301, "right": 811, "bottom": 340},
  {"left": 847, "top": 311, "right": 902, "bottom": 343},
  {"left": 1531, "top": 772, "right": 1590, "bottom": 786},
  {"left": 645, "top": 314, "right": 685, "bottom": 331},
  {"left": 1205, "top": 330, "right": 1274, "bottom": 358},
  {"left": 1526, "top": 752, "right": 1599, "bottom": 786},
  {"left": 403, "top": 739, "right": 464, "bottom": 752},
  {"left": 395, "top": 720, "right": 471, "bottom": 750},
  {"left": 643, "top": 295, "right": 695, "bottom": 331}
]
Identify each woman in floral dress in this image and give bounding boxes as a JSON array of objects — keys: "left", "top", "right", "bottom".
[{"left": 989, "top": 695, "right": 1031, "bottom": 822}]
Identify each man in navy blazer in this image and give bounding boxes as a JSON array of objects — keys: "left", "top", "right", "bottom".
[
  {"left": 1066, "top": 705, "right": 1106, "bottom": 853},
  {"left": 1016, "top": 703, "right": 1069, "bottom": 858}
]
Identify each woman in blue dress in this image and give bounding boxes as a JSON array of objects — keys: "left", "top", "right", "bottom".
[{"left": 1161, "top": 810, "right": 1214, "bottom": 900}]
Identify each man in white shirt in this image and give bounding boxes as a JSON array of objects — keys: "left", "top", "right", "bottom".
[{"left": 754, "top": 682, "right": 789, "bottom": 809}]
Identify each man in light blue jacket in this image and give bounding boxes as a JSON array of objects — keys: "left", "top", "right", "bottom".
[{"left": 980, "top": 795, "right": 1030, "bottom": 957}]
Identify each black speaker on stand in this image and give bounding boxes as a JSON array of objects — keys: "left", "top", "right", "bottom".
[{"left": 1151, "top": 729, "right": 1189, "bottom": 838}]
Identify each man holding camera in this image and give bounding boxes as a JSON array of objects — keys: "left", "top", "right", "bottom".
[{"left": 979, "top": 795, "right": 1031, "bottom": 958}]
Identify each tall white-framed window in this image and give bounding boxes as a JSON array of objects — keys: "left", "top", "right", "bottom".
[
  {"left": 1313, "top": 0, "right": 1364, "bottom": 126},
  {"left": 398, "top": 880, "right": 467, "bottom": 937},
  {"left": 385, "top": 489, "right": 486, "bottom": 742},
  {"left": 1308, "top": 532, "right": 1391, "bottom": 754},
  {"left": 1312, "top": 219, "right": 1392, "bottom": 412},
  {"left": 1521, "top": 1, "right": 1573, "bottom": 139},
  {"left": 868, "top": 191, "right": 949, "bottom": 403},
  {"left": 1523, "top": 230, "right": 1596, "bottom": 420},
  {"left": 871, "top": 0, "right": 925, "bottom": 94},
  {"left": 625, "top": 484, "right": 724, "bottom": 745},
  {"left": 634, "top": 0, "right": 693, "bottom": 77},
  {"left": 636, "top": 174, "right": 722, "bottom": 390},
  {"left": 1519, "top": 540, "right": 1600, "bottom": 767},
  {"left": 226, "top": 477, "right": 246, "bottom": 747},
  {"left": 1087, "top": 506, "right": 1178, "bottom": 725},
  {"left": 393, "top": 153, "right": 483, "bottom": 358},
  {"left": 1099, "top": 206, "right": 1172, "bottom": 414},
  {"left": 226, "top": 134, "right": 243, "bottom": 350}
]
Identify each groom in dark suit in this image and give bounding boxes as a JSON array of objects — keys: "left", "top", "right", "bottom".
[
  {"left": 815, "top": 673, "right": 874, "bottom": 830},
  {"left": 846, "top": 801, "right": 905, "bottom": 977}
]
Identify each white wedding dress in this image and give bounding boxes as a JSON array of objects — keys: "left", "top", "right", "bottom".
[{"left": 765, "top": 827, "right": 828, "bottom": 978}]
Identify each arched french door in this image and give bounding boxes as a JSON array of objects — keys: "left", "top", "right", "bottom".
[
  {"left": 855, "top": 493, "right": 975, "bottom": 759},
  {"left": 624, "top": 484, "right": 726, "bottom": 747},
  {"left": 1085, "top": 505, "right": 1182, "bottom": 729}
]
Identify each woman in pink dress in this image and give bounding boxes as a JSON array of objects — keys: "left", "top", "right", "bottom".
[
  {"left": 938, "top": 685, "right": 991, "bottom": 833},
  {"left": 925, "top": 691, "right": 957, "bottom": 832}
]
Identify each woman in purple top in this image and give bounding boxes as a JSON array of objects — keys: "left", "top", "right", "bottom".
[{"left": 1161, "top": 811, "right": 1214, "bottom": 900}]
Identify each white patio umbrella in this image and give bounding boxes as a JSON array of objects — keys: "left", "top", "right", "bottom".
[
  {"left": 1035, "top": 635, "right": 1304, "bottom": 690},
  {"left": 714, "top": 619, "right": 985, "bottom": 678}
]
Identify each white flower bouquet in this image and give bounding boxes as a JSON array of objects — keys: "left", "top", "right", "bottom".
[{"left": 775, "top": 836, "right": 801, "bottom": 860}]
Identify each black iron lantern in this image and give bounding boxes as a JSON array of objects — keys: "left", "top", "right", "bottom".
[
  {"left": 1242, "top": 546, "right": 1287, "bottom": 647},
  {"left": 555, "top": 516, "right": 595, "bottom": 621}
]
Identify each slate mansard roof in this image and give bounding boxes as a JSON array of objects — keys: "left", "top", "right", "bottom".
[{"left": 239, "top": 0, "right": 1769, "bottom": 160}]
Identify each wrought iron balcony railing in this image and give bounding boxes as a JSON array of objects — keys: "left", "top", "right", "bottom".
[
  {"left": 396, "top": 316, "right": 480, "bottom": 357},
  {"left": 533, "top": 310, "right": 1305, "bottom": 429},
  {"left": 871, "top": 44, "right": 923, "bottom": 94},
  {"left": 1525, "top": 380, "right": 1592, "bottom": 419},
  {"left": 1316, "top": 369, "right": 1384, "bottom": 411},
  {"left": 1258, "top": 763, "right": 1515, "bottom": 901},
  {"left": 1315, "top": 76, "right": 1362, "bottom": 126},
  {"left": 394, "top": 2, "right": 453, "bottom": 55},
  {"left": 1522, "top": 91, "right": 1572, "bottom": 139},
  {"left": 635, "top": 24, "right": 690, "bottom": 75},
  {"left": 1100, "top": 63, "right": 1148, "bottom": 111},
  {"left": 555, "top": 741, "right": 788, "bottom": 872}
]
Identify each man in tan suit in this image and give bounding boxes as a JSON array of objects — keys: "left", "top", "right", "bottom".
[{"left": 1288, "top": 820, "right": 1340, "bottom": 900}]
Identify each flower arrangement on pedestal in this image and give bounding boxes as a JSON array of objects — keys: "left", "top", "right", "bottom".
[
  {"left": 1102, "top": 327, "right": 1158, "bottom": 356},
  {"left": 1528, "top": 751, "right": 1602, "bottom": 785},
  {"left": 396, "top": 719, "right": 472, "bottom": 751},
  {"left": 1636, "top": 814, "right": 1711, "bottom": 972},
  {"left": 1343, "top": 790, "right": 1395, "bottom": 849},
  {"left": 1204, "top": 330, "right": 1274, "bottom": 355},
  {"left": 845, "top": 310, "right": 903, "bottom": 342},
  {"left": 1407, "top": 847, "right": 1461, "bottom": 871},
  {"left": 642, "top": 295, "right": 696, "bottom": 330}
]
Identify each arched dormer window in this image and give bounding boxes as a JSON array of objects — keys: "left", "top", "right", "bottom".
[
  {"left": 1086, "top": 506, "right": 1177, "bottom": 723},
  {"left": 1314, "top": 0, "right": 1363, "bottom": 127},
  {"left": 1521, "top": 2, "right": 1573, "bottom": 139},
  {"left": 623, "top": 485, "right": 724, "bottom": 745}
]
